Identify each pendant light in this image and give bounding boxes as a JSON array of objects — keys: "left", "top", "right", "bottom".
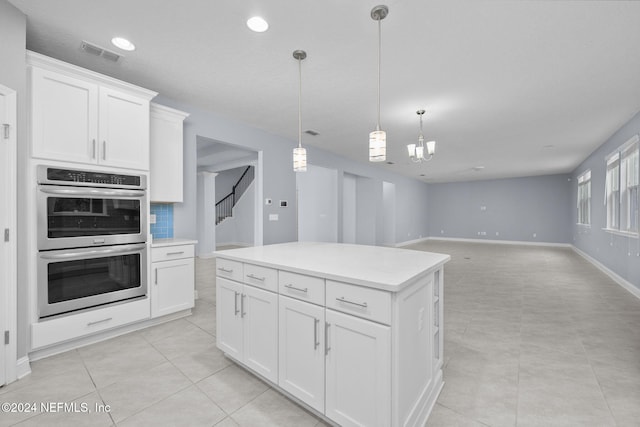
[
  {"left": 293, "top": 50, "right": 307, "bottom": 172},
  {"left": 369, "top": 5, "right": 388, "bottom": 162},
  {"left": 408, "top": 110, "right": 436, "bottom": 162}
]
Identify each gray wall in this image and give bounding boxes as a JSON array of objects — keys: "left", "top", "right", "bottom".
[
  {"left": 428, "top": 174, "right": 572, "bottom": 244},
  {"left": 152, "top": 95, "right": 431, "bottom": 247},
  {"left": 572, "top": 110, "right": 640, "bottom": 291},
  {"left": 1, "top": 0, "right": 28, "bottom": 360}
]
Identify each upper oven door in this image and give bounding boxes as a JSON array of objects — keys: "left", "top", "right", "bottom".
[{"left": 38, "top": 185, "right": 147, "bottom": 250}]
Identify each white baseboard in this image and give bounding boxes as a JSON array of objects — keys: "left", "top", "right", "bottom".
[
  {"left": 395, "top": 237, "right": 430, "bottom": 247},
  {"left": 198, "top": 252, "right": 216, "bottom": 259},
  {"left": 571, "top": 245, "right": 640, "bottom": 300},
  {"left": 216, "top": 242, "right": 252, "bottom": 248},
  {"left": 424, "top": 236, "right": 571, "bottom": 248},
  {"left": 16, "top": 356, "right": 31, "bottom": 380}
]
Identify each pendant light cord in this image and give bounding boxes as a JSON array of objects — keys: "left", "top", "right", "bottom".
[
  {"left": 298, "top": 57, "right": 302, "bottom": 149},
  {"left": 376, "top": 17, "right": 382, "bottom": 132}
]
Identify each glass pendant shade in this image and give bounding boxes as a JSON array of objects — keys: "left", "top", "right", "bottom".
[
  {"left": 407, "top": 143, "right": 416, "bottom": 157},
  {"left": 293, "top": 146, "right": 307, "bottom": 172},
  {"left": 426, "top": 140, "right": 436, "bottom": 156},
  {"left": 369, "top": 130, "right": 386, "bottom": 162}
]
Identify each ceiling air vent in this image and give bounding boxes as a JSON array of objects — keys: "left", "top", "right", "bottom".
[
  {"left": 304, "top": 130, "right": 319, "bottom": 136},
  {"left": 81, "top": 41, "right": 121, "bottom": 62}
]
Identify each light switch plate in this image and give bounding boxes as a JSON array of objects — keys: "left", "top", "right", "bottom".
[
  {"left": 150, "top": 214, "right": 157, "bottom": 224},
  {"left": 269, "top": 214, "right": 279, "bottom": 221}
]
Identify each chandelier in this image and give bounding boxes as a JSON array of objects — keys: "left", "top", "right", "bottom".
[{"left": 407, "top": 109, "right": 436, "bottom": 163}]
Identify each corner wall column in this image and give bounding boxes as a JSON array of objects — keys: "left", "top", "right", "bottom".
[{"left": 197, "top": 171, "right": 217, "bottom": 257}]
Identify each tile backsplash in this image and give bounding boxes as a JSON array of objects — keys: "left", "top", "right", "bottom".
[{"left": 150, "top": 203, "right": 174, "bottom": 239}]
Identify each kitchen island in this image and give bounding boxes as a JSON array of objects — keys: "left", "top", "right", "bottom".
[{"left": 215, "top": 242, "right": 449, "bottom": 427}]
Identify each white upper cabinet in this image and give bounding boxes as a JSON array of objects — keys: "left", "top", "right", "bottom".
[
  {"left": 30, "top": 67, "right": 98, "bottom": 164},
  {"left": 28, "top": 51, "right": 156, "bottom": 170},
  {"left": 149, "top": 103, "right": 189, "bottom": 202},
  {"left": 98, "top": 87, "right": 150, "bottom": 170}
]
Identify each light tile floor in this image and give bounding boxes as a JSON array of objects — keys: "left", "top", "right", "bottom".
[{"left": 1, "top": 241, "right": 639, "bottom": 426}]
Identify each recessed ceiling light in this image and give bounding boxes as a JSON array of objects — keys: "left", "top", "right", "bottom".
[
  {"left": 472, "top": 166, "right": 485, "bottom": 172},
  {"left": 247, "top": 16, "right": 269, "bottom": 32},
  {"left": 111, "top": 37, "right": 135, "bottom": 51}
]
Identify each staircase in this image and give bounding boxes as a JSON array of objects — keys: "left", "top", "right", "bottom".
[{"left": 216, "top": 166, "right": 254, "bottom": 225}]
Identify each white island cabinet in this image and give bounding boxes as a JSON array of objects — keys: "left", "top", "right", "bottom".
[{"left": 215, "top": 242, "right": 449, "bottom": 427}]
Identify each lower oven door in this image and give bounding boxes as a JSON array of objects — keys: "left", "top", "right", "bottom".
[{"left": 38, "top": 243, "right": 148, "bottom": 319}]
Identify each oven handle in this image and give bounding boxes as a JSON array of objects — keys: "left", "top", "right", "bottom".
[
  {"left": 39, "top": 187, "right": 145, "bottom": 198},
  {"left": 39, "top": 244, "right": 147, "bottom": 260}
]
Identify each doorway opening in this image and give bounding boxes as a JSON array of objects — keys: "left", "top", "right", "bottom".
[{"left": 196, "top": 136, "right": 263, "bottom": 256}]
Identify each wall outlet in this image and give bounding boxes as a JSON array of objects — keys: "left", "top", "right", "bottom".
[
  {"left": 441, "top": 230, "right": 444, "bottom": 234},
  {"left": 150, "top": 214, "right": 156, "bottom": 224},
  {"left": 265, "top": 198, "right": 272, "bottom": 205},
  {"left": 533, "top": 233, "right": 537, "bottom": 238},
  {"left": 495, "top": 232, "right": 500, "bottom": 236},
  {"left": 480, "top": 205, "right": 487, "bottom": 211}
]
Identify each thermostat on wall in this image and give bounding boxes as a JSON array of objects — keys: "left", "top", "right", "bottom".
[{"left": 279, "top": 200, "right": 288, "bottom": 207}]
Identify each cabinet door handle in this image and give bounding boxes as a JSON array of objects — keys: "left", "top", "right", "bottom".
[
  {"left": 314, "top": 318, "right": 319, "bottom": 350},
  {"left": 92, "top": 139, "right": 96, "bottom": 159},
  {"left": 87, "top": 317, "right": 112, "bottom": 327},
  {"left": 285, "top": 284, "right": 308, "bottom": 293},
  {"left": 218, "top": 267, "right": 233, "bottom": 273},
  {"left": 336, "top": 296, "right": 368, "bottom": 309},
  {"left": 246, "top": 273, "right": 265, "bottom": 281},
  {"left": 103, "top": 141, "right": 107, "bottom": 160},
  {"left": 324, "top": 322, "right": 331, "bottom": 355},
  {"left": 240, "top": 293, "right": 246, "bottom": 318},
  {"left": 234, "top": 291, "right": 239, "bottom": 316},
  {"left": 166, "top": 251, "right": 185, "bottom": 256},
  {"left": 155, "top": 269, "right": 158, "bottom": 285}
]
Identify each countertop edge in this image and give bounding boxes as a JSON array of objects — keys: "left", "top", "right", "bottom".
[
  {"left": 151, "top": 238, "right": 198, "bottom": 248},
  {"left": 214, "top": 252, "right": 451, "bottom": 292}
]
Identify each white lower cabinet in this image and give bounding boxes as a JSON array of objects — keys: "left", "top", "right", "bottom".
[
  {"left": 325, "top": 309, "right": 391, "bottom": 427},
  {"left": 278, "top": 295, "right": 325, "bottom": 413},
  {"left": 216, "top": 278, "right": 243, "bottom": 360},
  {"left": 151, "top": 244, "right": 195, "bottom": 318},
  {"left": 216, "top": 277, "right": 278, "bottom": 383},
  {"left": 216, "top": 250, "right": 446, "bottom": 427},
  {"left": 151, "top": 258, "right": 194, "bottom": 317}
]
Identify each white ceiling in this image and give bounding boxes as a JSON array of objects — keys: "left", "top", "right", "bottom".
[{"left": 9, "top": 0, "right": 640, "bottom": 182}]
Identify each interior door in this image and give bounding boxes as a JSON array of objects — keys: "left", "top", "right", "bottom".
[
  {"left": 0, "top": 84, "right": 17, "bottom": 386},
  {"left": 296, "top": 164, "right": 338, "bottom": 242}
]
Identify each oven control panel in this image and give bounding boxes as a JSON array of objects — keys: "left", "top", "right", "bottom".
[{"left": 38, "top": 166, "right": 145, "bottom": 189}]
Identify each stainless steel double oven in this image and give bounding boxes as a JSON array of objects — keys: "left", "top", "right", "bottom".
[{"left": 37, "top": 165, "right": 148, "bottom": 318}]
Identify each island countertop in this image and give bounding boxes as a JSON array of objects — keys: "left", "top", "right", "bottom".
[{"left": 214, "top": 241, "right": 450, "bottom": 292}]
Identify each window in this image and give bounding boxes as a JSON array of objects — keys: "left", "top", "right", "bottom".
[
  {"left": 605, "top": 135, "right": 639, "bottom": 234},
  {"left": 577, "top": 170, "right": 591, "bottom": 225}
]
